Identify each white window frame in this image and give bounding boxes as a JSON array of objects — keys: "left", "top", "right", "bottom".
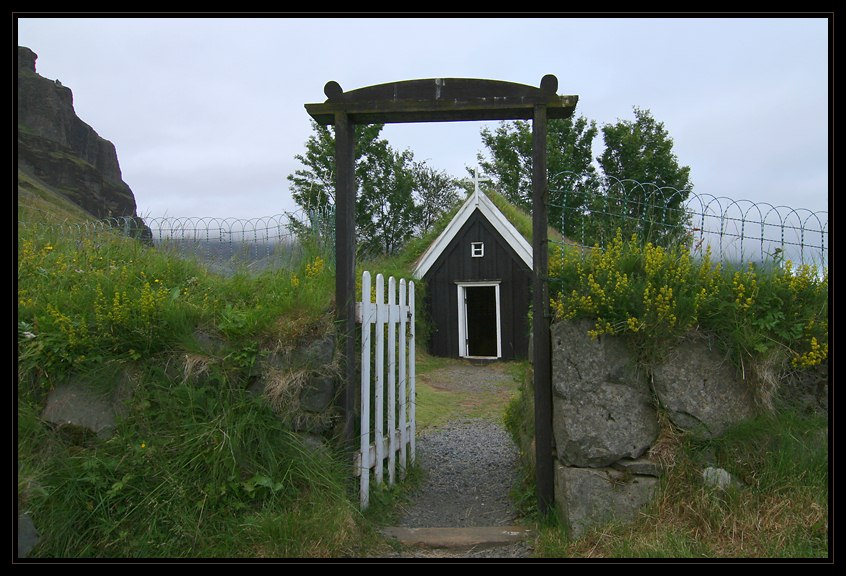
[{"left": 470, "top": 242, "right": 484, "bottom": 258}]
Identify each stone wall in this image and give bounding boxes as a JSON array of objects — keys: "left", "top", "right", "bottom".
[
  {"left": 25, "top": 328, "right": 340, "bottom": 557},
  {"left": 551, "top": 320, "right": 760, "bottom": 538}
]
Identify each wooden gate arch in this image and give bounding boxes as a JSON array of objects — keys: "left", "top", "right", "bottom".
[{"left": 304, "top": 76, "right": 579, "bottom": 513}]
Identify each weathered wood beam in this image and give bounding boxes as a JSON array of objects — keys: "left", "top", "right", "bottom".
[
  {"left": 307, "top": 97, "right": 578, "bottom": 125},
  {"left": 532, "top": 103, "right": 554, "bottom": 514},
  {"left": 306, "top": 77, "right": 577, "bottom": 125},
  {"left": 334, "top": 111, "right": 357, "bottom": 445}
]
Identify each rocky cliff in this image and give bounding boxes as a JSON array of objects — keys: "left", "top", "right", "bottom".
[{"left": 17, "top": 46, "right": 140, "bottom": 220}]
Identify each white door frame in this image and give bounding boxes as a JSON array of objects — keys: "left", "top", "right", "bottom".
[{"left": 456, "top": 281, "right": 501, "bottom": 359}]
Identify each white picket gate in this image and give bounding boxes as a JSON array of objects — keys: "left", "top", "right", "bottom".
[{"left": 354, "top": 271, "right": 416, "bottom": 510}]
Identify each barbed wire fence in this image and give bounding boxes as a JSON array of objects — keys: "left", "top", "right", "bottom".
[
  {"left": 548, "top": 172, "right": 828, "bottom": 272},
  {"left": 19, "top": 176, "right": 827, "bottom": 278},
  {"left": 18, "top": 208, "right": 337, "bottom": 276}
]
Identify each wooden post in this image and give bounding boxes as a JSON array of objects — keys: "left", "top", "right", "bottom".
[
  {"left": 335, "top": 111, "right": 357, "bottom": 445},
  {"left": 532, "top": 103, "right": 554, "bottom": 514}
]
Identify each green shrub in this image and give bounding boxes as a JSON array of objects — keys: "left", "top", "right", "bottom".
[
  {"left": 17, "top": 224, "right": 335, "bottom": 389},
  {"left": 550, "top": 229, "right": 828, "bottom": 402}
]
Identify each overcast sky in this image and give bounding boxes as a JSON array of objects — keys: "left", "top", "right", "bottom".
[{"left": 16, "top": 16, "right": 830, "bottom": 220}]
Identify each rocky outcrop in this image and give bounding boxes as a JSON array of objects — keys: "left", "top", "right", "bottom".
[
  {"left": 41, "top": 372, "right": 134, "bottom": 440},
  {"left": 551, "top": 320, "right": 660, "bottom": 537},
  {"left": 251, "top": 323, "right": 341, "bottom": 435},
  {"left": 551, "top": 320, "right": 658, "bottom": 467},
  {"left": 652, "top": 333, "right": 756, "bottom": 439},
  {"left": 17, "top": 513, "right": 40, "bottom": 558},
  {"left": 17, "top": 46, "right": 141, "bottom": 220},
  {"left": 702, "top": 466, "right": 743, "bottom": 491},
  {"left": 551, "top": 321, "right": 762, "bottom": 539},
  {"left": 554, "top": 463, "right": 659, "bottom": 539}
]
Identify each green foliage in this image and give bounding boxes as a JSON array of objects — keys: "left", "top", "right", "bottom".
[
  {"left": 19, "top": 367, "right": 365, "bottom": 557},
  {"left": 287, "top": 120, "right": 382, "bottom": 212},
  {"left": 477, "top": 117, "right": 600, "bottom": 238},
  {"left": 596, "top": 107, "right": 692, "bottom": 246},
  {"left": 357, "top": 147, "right": 418, "bottom": 257},
  {"left": 287, "top": 121, "right": 461, "bottom": 259},
  {"left": 550, "top": 230, "right": 828, "bottom": 381},
  {"left": 477, "top": 110, "right": 693, "bottom": 247},
  {"left": 599, "top": 107, "right": 691, "bottom": 191},
  {"left": 16, "top": 221, "right": 379, "bottom": 558},
  {"left": 17, "top": 228, "right": 202, "bottom": 384},
  {"left": 17, "top": 224, "right": 336, "bottom": 388},
  {"left": 411, "top": 161, "right": 461, "bottom": 235}
]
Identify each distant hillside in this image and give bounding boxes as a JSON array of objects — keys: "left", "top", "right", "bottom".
[
  {"left": 17, "top": 167, "right": 96, "bottom": 223},
  {"left": 17, "top": 46, "right": 142, "bottom": 224}
]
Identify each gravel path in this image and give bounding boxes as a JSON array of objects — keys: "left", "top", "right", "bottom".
[
  {"left": 397, "top": 418, "right": 520, "bottom": 528},
  {"left": 381, "top": 362, "right": 534, "bottom": 559}
]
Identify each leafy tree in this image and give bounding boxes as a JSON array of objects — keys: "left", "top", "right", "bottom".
[
  {"left": 596, "top": 107, "right": 693, "bottom": 246},
  {"left": 287, "top": 121, "right": 386, "bottom": 213},
  {"left": 478, "top": 121, "right": 531, "bottom": 209},
  {"left": 287, "top": 121, "right": 335, "bottom": 214},
  {"left": 411, "top": 162, "right": 460, "bottom": 235},
  {"left": 477, "top": 117, "right": 599, "bottom": 238},
  {"left": 287, "top": 121, "right": 421, "bottom": 257},
  {"left": 357, "top": 147, "right": 418, "bottom": 257}
]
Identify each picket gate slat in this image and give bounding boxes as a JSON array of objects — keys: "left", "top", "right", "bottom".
[
  {"left": 398, "top": 279, "right": 408, "bottom": 479},
  {"left": 359, "top": 271, "right": 372, "bottom": 510},
  {"left": 387, "top": 277, "right": 397, "bottom": 485},
  {"left": 354, "top": 271, "right": 416, "bottom": 510},
  {"left": 374, "top": 275, "right": 385, "bottom": 486},
  {"left": 409, "top": 281, "right": 416, "bottom": 466}
]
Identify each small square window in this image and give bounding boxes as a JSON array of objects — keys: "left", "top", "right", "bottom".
[{"left": 471, "top": 242, "right": 484, "bottom": 258}]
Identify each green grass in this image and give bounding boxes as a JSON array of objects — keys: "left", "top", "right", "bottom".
[
  {"left": 17, "top": 218, "right": 334, "bottom": 388},
  {"left": 414, "top": 349, "right": 457, "bottom": 375},
  {"left": 503, "top": 362, "right": 537, "bottom": 518},
  {"left": 412, "top": 356, "right": 523, "bottom": 431},
  {"left": 531, "top": 408, "right": 829, "bottom": 559},
  {"left": 16, "top": 217, "right": 387, "bottom": 558},
  {"left": 19, "top": 366, "right": 371, "bottom": 557}
]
